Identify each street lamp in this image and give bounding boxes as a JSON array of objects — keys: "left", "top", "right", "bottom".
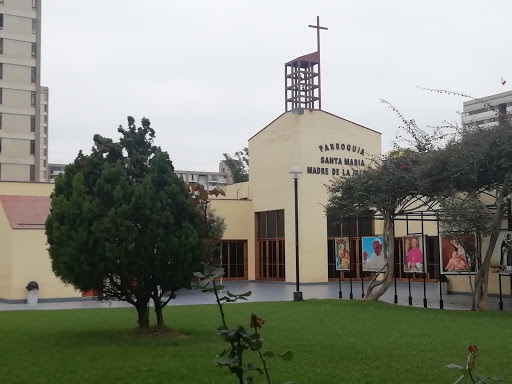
[{"left": 289, "top": 166, "right": 303, "bottom": 301}]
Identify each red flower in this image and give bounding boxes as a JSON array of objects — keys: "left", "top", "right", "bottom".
[
  {"left": 250, "top": 314, "right": 265, "bottom": 329},
  {"left": 468, "top": 345, "right": 478, "bottom": 353}
]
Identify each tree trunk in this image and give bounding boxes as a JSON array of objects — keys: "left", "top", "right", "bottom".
[
  {"left": 155, "top": 304, "right": 164, "bottom": 327},
  {"left": 136, "top": 301, "right": 150, "bottom": 329},
  {"left": 473, "top": 187, "right": 507, "bottom": 310},
  {"left": 363, "top": 212, "right": 395, "bottom": 301}
]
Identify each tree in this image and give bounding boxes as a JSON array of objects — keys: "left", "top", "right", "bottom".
[
  {"left": 421, "top": 123, "right": 512, "bottom": 310},
  {"left": 223, "top": 147, "right": 249, "bottom": 183},
  {"left": 46, "top": 117, "right": 204, "bottom": 328},
  {"left": 327, "top": 150, "right": 423, "bottom": 301}
]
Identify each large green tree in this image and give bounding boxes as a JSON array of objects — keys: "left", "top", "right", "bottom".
[
  {"left": 46, "top": 117, "right": 204, "bottom": 328},
  {"left": 327, "top": 150, "right": 424, "bottom": 301},
  {"left": 223, "top": 147, "right": 249, "bottom": 183}
]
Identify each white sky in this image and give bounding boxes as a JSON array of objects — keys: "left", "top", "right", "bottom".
[{"left": 42, "top": 0, "right": 511, "bottom": 171}]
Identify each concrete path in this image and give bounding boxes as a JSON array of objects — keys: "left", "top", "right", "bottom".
[{"left": 0, "top": 281, "right": 511, "bottom": 312}]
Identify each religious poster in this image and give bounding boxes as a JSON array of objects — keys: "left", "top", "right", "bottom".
[
  {"left": 362, "top": 236, "right": 387, "bottom": 272},
  {"left": 491, "top": 231, "right": 512, "bottom": 274},
  {"left": 440, "top": 234, "right": 476, "bottom": 273},
  {"left": 335, "top": 237, "right": 351, "bottom": 271},
  {"left": 403, "top": 235, "right": 424, "bottom": 273}
]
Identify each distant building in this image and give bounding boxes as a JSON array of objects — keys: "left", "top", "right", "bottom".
[
  {"left": 0, "top": 0, "right": 48, "bottom": 182},
  {"left": 218, "top": 160, "right": 234, "bottom": 184},
  {"left": 461, "top": 90, "right": 512, "bottom": 128},
  {"left": 175, "top": 168, "right": 230, "bottom": 191},
  {"left": 48, "top": 163, "right": 65, "bottom": 183}
]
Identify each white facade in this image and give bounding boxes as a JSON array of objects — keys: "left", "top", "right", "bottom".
[
  {"left": 461, "top": 90, "right": 512, "bottom": 129},
  {"left": 175, "top": 169, "right": 229, "bottom": 191},
  {"left": 0, "top": 0, "right": 47, "bottom": 182}
]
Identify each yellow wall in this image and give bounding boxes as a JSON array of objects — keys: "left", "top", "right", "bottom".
[
  {"left": 249, "top": 110, "right": 381, "bottom": 282},
  {"left": 210, "top": 199, "right": 255, "bottom": 279},
  {"left": 0, "top": 207, "right": 13, "bottom": 299},
  {"left": 0, "top": 180, "right": 53, "bottom": 196},
  {"left": 10, "top": 230, "right": 79, "bottom": 300},
  {"left": 0, "top": 181, "right": 80, "bottom": 301}
]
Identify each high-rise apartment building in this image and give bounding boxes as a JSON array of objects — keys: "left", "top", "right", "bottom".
[
  {"left": 461, "top": 90, "right": 512, "bottom": 129},
  {"left": 0, "top": 0, "right": 47, "bottom": 182}
]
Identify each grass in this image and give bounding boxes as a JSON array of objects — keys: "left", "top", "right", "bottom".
[{"left": 0, "top": 300, "right": 511, "bottom": 384}]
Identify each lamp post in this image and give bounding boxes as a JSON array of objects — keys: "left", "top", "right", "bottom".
[{"left": 289, "top": 166, "right": 303, "bottom": 301}]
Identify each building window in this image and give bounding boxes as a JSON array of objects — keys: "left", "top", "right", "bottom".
[
  {"left": 0, "top": 14, "right": 3, "bottom": 30},
  {"left": 30, "top": 115, "right": 35, "bottom": 132},
  {"left": 0, "top": 38, "right": 3, "bottom": 55},
  {"left": 0, "top": 113, "right": 2, "bottom": 129},
  {"left": 32, "top": 0, "right": 36, "bottom": 9},
  {"left": 43, "top": 159, "right": 46, "bottom": 167},
  {"left": 31, "top": 91, "right": 35, "bottom": 107},
  {"left": 43, "top": 115, "right": 47, "bottom": 123},
  {"left": 31, "top": 43, "right": 36, "bottom": 58},
  {"left": 0, "top": 63, "right": 3, "bottom": 79},
  {"left": 31, "top": 67, "right": 36, "bottom": 83},
  {"left": 32, "top": 19, "right": 36, "bottom": 34},
  {"left": 30, "top": 140, "right": 35, "bottom": 156},
  {"left": 44, "top": 92, "right": 47, "bottom": 102},
  {"left": 220, "top": 241, "right": 247, "bottom": 279},
  {"left": 43, "top": 148, "right": 46, "bottom": 156},
  {"left": 0, "top": 138, "right": 2, "bottom": 153},
  {"left": 30, "top": 165, "right": 35, "bottom": 181},
  {"left": 43, "top": 104, "right": 47, "bottom": 112},
  {"left": 0, "top": 88, "right": 3, "bottom": 104},
  {"left": 256, "top": 210, "right": 285, "bottom": 280},
  {"left": 43, "top": 126, "right": 46, "bottom": 134}
]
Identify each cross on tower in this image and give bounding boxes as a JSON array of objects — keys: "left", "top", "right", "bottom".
[{"left": 308, "top": 16, "right": 328, "bottom": 55}]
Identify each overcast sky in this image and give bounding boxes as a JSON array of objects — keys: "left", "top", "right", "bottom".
[{"left": 42, "top": 0, "right": 511, "bottom": 171}]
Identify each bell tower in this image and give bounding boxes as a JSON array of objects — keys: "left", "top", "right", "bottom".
[{"left": 285, "top": 16, "right": 328, "bottom": 112}]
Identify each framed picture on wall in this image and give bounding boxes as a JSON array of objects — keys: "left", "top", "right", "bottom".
[
  {"left": 440, "top": 234, "right": 476, "bottom": 274},
  {"left": 334, "top": 237, "right": 351, "bottom": 271},
  {"left": 491, "top": 231, "right": 512, "bottom": 274},
  {"left": 362, "top": 236, "right": 387, "bottom": 272},
  {"left": 403, "top": 235, "right": 424, "bottom": 273}
]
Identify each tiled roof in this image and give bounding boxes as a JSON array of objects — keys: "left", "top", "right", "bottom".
[{"left": 0, "top": 195, "right": 50, "bottom": 230}]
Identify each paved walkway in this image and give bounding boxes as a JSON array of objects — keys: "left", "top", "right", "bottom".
[{"left": 1, "top": 281, "right": 511, "bottom": 312}]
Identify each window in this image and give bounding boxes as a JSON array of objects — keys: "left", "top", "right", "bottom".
[
  {"left": 31, "top": 67, "right": 36, "bottom": 83},
  {"left": 0, "top": 38, "right": 3, "bottom": 54},
  {"left": 43, "top": 148, "right": 46, "bottom": 156},
  {"left": 43, "top": 160, "right": 46, "bottom": 167},
  {"left": 43, "top": 104, "right": 47, "bottom": 112},
  {"left": 43, "top": 126, "right": 46, "bottom": 134},
  {"left": 30, "top": 165, "right": 35, "bottom": 181},
  {"left": 30, "top": 115, "right": 35, "bottom": 132},
  {"left": 31, "top": 91, "right": 35, "bottom": 106},
  {"left": 0, "top": 1, "right": 3, "bottom": 5},
  {"left": 0, "top": 138, "right": 2, "bottom": 153},
  {"left": 43, "top": 115, "right": 47, "bottom": 123},
  {"left": 220, "top": 241, "right": 247, "bottom": 278},
  {"left": 32, "top": 0, "right": 36, "bottom": 9},
  {"left": 43, "top": 92, "right": 47, "bottom": 101},
  {"left": 0, "top": 113, "right": 2, "bottom": 130},
  {"left": 0, "top": 88, "right": 3, "bottom": 104},
  {"left": 0, "top": 14, "right": 3, "bottom": 30},
  {"left": 30, "top": 140, "right": 35, "bottom": 156},
  {"left": 256, "top": 210, "right": 285, "bottom": 280},
  {"left": 32, "top": 19, "right": 36, "bottom": 34},
  {"left": 0, "top": 63, "right": 3, "bottom": 80},
  {"left": 31, "top": 43, "right": 36, "bottom": 58}
]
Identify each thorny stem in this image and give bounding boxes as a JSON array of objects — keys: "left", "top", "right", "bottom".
[
  {"left": 255, "top": 328, "right": 272, "bottom": 384},
  {"left": 212, "top": 280, "right": 228, "bottom": 330},
  {"left": 468, "top": 370, "right": 476, "bottom": 384}
]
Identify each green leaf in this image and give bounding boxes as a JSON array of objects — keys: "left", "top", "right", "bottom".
[
  {"left": 247, "top": 363, "right": 264, "bottom": 375},
  {"left": 210, "top": 268, "right": 225, "bottom": 279},
  {"left": 263, "top": 351, "right": 275, "bottom": 360},
  {"left": 446, "top": 364, "right": 464, "bottom": 370},
  {"left": 278, "top": 351, "right": 294, "bottom": 361},
  {"left": 214, "top": 285, "right": 225, "bottom": 291},
  {"left": 453, "top": 375, "right": 465, "bottom": 384},
  {"left": 240, "top": 291, "right": 252, "bottom": 297},
  {"left": 227, "top": 291, "right": 237, "bottom": 297},
  {"left": 192, "top": 271, "right": 204, "bottom": 278}
]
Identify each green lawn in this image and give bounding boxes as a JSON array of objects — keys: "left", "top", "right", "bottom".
[{"left": 0, "top": 300, "right": 511, "bottom": 384}]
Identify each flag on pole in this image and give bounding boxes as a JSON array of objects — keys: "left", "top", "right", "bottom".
[{"left": 502, "top": 77, "right": 507, "bottom": 85}]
